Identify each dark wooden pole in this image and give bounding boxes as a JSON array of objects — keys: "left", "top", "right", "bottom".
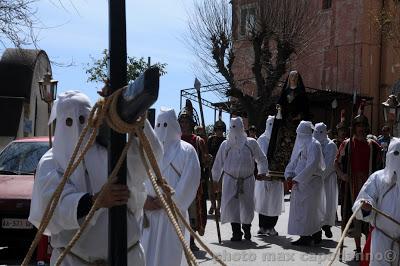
[{"left": 108, "top": 1, "right": 128, "bottom": 265}]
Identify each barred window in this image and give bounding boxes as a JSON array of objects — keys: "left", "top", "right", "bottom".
[{"left": 240, "top": 5, "right": 256, "bottom": 37}]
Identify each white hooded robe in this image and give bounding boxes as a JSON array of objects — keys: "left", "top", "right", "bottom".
[
  {"left": 255, "top": 116, "right": 284, "bottom": 216},
  {"left": 29, "top": 91, "right": 162, "bottom": 266},
  {"left": 313, "top": 122, "right": 338, "bottom": 226},
  {"left": 285, "top": 121, "right": 326, "bottom": 236},
  {"left": 141, "top": 108, "right": 200, "bottom": 266},
  {"left": 353, "top": 138, "right": 400, "bottom": 266},
  {"left": 212, "top": 117, "right": 268, "bottom": 224}
]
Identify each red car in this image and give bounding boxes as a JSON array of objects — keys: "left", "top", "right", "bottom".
[{"left": 0, "top": 137, "right": 50, "bottom": 253}]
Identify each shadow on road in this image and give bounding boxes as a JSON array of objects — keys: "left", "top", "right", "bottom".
[
  {"left": 209, "top": 240, "right": 269, "bottom": 251},
  {"left": 256, "top": 235, "right": 335, "bottom": 255},
  {"left": 194, "top": 250, "right": 211, "bottom": 261}
]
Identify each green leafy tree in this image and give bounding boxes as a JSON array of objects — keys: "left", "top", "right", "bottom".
[{"left": 85, "top": 49, "right": 167, "bottom": 83}]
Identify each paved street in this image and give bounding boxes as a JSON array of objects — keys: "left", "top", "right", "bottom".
[
  {"left": 195, "top": 196, "right": 361, "bottom": 266},
  {"left": 0, "top": 196, "right": 363, "bottom": 266}
]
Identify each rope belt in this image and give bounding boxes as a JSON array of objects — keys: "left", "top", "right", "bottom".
[
  {"left": 57, "top": 241, "right": 139, "bottom": 266},
  {"left": 325, "top": 170, "right": 336, "bottom": 177},
  {"left": 224, "top": 171, "right": 253, "bottom": 198},
  {"left": 374, "top": 226, "right": 400, "bottom": 265}
]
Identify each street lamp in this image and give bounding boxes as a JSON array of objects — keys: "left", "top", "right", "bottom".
[
  {"left": 38, "top": 71, "right": 58, "bottom": 147},
  {"left": 381, "top": 94, "right": 400, "bottom": 137}
]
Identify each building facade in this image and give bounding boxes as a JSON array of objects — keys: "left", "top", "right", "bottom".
[{"left": 231, "top": 0, "right": 400, "bottom": 134}]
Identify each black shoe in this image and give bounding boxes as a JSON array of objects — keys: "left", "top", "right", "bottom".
[
  {"left": 190, "top": 243, "right": 200, "bottom": 252},
  {"left": 190, "top": 237, "right": 199, "bottom": 252},
  {"left": 353, "top": 248, "right": 362, "bottom": 262},
  {"left": 291, "top": 236, "right": 312, "bottom": 246},
  {"left": 242, "top": 224, "right": 251, "bottom": 240},
  {"left": 244, "top": 232, "right": 251, "bottom": 240},
  {"left": 322, "top": 225, "right": 333, "bottom": 238},
  {"left": 231, "top": 223, "right": 242, "bottom": 241},
  {"left": 208, "top": 206, "right": 215, "bottom": 215},
  {"left": 312, "top": 230, "right": 322, "bottom": 245},
  {"left": 230, "top": 235, "right": 242, "bottom": 241}
]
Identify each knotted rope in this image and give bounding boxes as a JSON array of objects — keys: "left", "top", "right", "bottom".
[
  {"left": 22, "top": 88, "right": 225, "bottom": 266},
  {"left": 136, "top": 129, "right": 227, "bottom": 266}
]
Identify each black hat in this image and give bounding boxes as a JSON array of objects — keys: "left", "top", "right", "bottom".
[
  {"left": 178, "top": 99, "right": 200, "bottom": 126},
  {"left": 213, "top": 108, "right": 226, "bottom": 132}
]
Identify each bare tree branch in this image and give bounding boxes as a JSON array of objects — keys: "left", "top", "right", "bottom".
[
  {"left": 0, "top": 0, "right": 39, "bottom": 48},
  {"left": 186, "top": 0, "right": 323, "bottom": 130}
]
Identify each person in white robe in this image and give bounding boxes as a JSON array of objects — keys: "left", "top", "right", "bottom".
[
  {"left": 284, "top": 120, "right": 326, "bottom": 246},
  {"left": 29, "top": 91, "right": 162, "bottom": 266},
  {"left": 255, "top": 115, "right": 284, "bottom": 236},
  {"left": 313, "top": 122, "right": 338, "bottom": 238},
  {"left": 352, "top": 137, "right": 400, "bottom": 266},
  {"left": 212, "top": 117, "right": 268, "bottom": 241},
  {"left": 141, "top": 107, "right": 201, "bottom": 266}
]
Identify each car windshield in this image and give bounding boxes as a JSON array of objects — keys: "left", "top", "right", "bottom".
[{"left": 0, "top": 141, "right": 49, "bottom": 175}]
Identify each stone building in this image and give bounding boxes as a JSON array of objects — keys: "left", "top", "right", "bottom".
[
  {"left": 0, "top": 48, "right": 52, "bottom": 149},
  {"left": 231, "top": 0, "right": 400, "bottom": 134}
]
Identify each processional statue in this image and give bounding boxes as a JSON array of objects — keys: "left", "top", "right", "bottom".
[{"left": 267, "top": 70, "right": 310, "bottom": 177}]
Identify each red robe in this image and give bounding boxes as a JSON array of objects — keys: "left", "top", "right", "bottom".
[{"left": 336, "top": 137, "right": 381, "bottom": 264}]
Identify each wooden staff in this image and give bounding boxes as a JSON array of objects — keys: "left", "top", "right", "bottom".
[
  {"left": 339, "top": 91, "right": 357, "bottom": 261},
  {"left": 194, "top": 78, "right": 222, "bottom": 244}
]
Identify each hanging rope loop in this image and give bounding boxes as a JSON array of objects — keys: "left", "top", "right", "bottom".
[{"left": 22, "top": 87, "right": 226, "bottom": 266}]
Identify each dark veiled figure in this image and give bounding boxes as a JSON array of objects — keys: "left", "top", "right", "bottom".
[{"left": 267, "top": 71, "right": 310, "bottom": 172}]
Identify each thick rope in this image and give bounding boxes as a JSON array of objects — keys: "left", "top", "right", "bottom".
[
  {"left": 136, "top": 130, "right": 226, "bottom": 266},
  {"left": 55, "top": 134, "right": 136, "bottom": 265},
  {"left": 327, "top": 204, "right": 362, "bottom": 266},
  {"left": 23, "top": 87, "right": 222, "bottom": 266},
  {"left": 56, "top": 91, "right": 146, "bottom": 265},
  {"left": 104, "top": 88, "right": 198, "bottom": 264},
  {"left": 171, "top": 200, "right": 227, "bottom": 266},
  {"left": 327, "top": 201, "right": 400, "bottom": 266},
  {"left": 136, "top": 134, "right": 197, "bottom": 265},
  {"left": 21, "top": 101, "right": 105, "bottom": 266},
  {"left": 56, "top": 88, "right": 197, "bottom": 265},
  {"left": 370, "top": 205, "right": 400, "bottom": 227}
]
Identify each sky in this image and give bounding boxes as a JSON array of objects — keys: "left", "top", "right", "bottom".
[{"left": 15, "top": 0, "right": 230, "bottom": 126}]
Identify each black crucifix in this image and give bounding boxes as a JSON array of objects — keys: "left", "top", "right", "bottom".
[{"left": 108, "top": 1, "right": 159, "bottom": 265}]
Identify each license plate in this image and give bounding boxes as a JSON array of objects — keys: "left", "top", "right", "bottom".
[{"left": 1, "top": 218, "right": 33, "bottom": 229}]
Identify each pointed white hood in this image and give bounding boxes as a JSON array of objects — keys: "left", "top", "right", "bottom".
[
  {"left": 227, "top": 117, "right": 247, "bottom": 148},
  {"left": 384, "top": 137, "right": 400, "bottom": 184},
  {"left": 50, "top": 91, "right": 92, "bottom": 171},
  {"left": 259, "top": 115, "right": 275, "bottom": 140},
  {"left": 290, "top": 120, "right": 314, "bottom": 162},
  {"left": 154, "top": 107, "right": 181, "bottom": 151},
  {"left": 313, "top": 122, "right": 329, "bottom": 146}
]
